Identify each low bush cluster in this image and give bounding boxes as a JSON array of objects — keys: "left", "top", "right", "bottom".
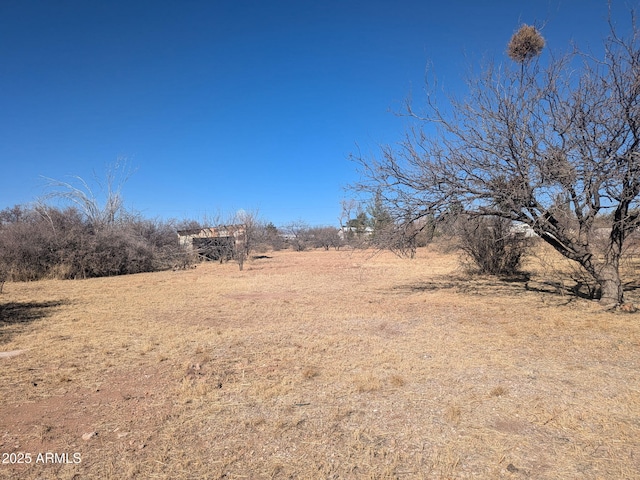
[
  {"left": 0, "top": 205, "right": 189, "bottom": 281},
  {"left": 457, "top": 216, "right": 529, "bottom": 276}
]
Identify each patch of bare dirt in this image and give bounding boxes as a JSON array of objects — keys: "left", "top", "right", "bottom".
[{"left": 0, "top": 363, "right": 175, "bottom": 479}]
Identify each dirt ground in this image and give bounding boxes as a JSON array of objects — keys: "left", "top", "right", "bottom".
[{"left": 0, "top": 246, "right": 639, "bottom": 479}]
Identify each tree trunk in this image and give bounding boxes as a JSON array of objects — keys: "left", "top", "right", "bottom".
[
  {"left": 597, "top": 207, "right": 626, "bottom": 306},
  {"left": 596, "top": 263, "right": 623, "bottom": 306}
]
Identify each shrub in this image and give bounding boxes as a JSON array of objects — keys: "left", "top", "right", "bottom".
[
  {"left": 458, "top": 216, "right": 529, "bottom": 276},
  {"left": 0, "top": 205, "right": 191, "bottom": 281}
]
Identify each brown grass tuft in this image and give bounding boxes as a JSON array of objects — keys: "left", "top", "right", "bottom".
[
  {"left": 490, "top": 385, "right": 508, "bottom": 397},
  {"left": 389, "top": 374, "right": 406, "bottom": 387},
  {"left": 354, "top": 373, "right": 383, "bottom": 393},
  {"left": 445, "top": 405, "right": 462, "bottom": 425},
  {"left": 301, "top": 366, "right": 320, "bottom": 380}
]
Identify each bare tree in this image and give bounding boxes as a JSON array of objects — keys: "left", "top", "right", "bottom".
[
  {"left": 224, "top": 209, "right": 265, "bottom": 270},
  {"left": 42, "top": 160, "right": 133, "bottom": 229},
  {"left": 284, "top": 220, "right": 311, "bottom": 251},
  {"left": 309, "top": 226, "right": 342, "bottom": 250},
  {"left": 339, "top": 199, "right": 359, "bottom": 233},
  {"left": 353, "top": 13, "right": 640, "bottom": 305},
  {"left": 234, "top": 209, "right": 262, "bottom": 259}
]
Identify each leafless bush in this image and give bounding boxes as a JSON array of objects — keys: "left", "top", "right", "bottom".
[
  {"left": 126, "top": 217, "right": 190, "bottom": 271},
  {"left": 0, "top": 206, "right": 67, "bottom": 281},
  {"left": 458, "top": 216, "right": 529, "bottom": 276},
  {"left": 76, "top": 227, "right": 151, "bottom": 277},
  {"left": 0, "top": 205, "right": 190, "bottom": 280}
]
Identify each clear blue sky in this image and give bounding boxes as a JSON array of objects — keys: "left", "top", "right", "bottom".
[{"left": 0, "top": 1, "right": 631, "bottom": 227}]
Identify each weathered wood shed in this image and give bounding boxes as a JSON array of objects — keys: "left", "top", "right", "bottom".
[{"left": 177, "top": 225, "right": 246, "bottom": 261}]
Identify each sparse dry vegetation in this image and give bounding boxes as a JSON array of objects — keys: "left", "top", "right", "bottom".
[
  {"left": 0, "top": 204, "right": 189, "bottom": 281},
  {"left": 1, "top": 246, "right": 639, "bottom": 478}
]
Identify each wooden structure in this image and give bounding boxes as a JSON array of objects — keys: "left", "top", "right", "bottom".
[{"left": 177, "top": 225, "right": 246, "bottom": 261}]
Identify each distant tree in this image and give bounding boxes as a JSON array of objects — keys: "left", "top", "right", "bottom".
[
  {"left": 353, "top": 12, "right": 640, "bottom": 305},
  {"left": 217, "top": 209, "right": 266, "bottom": 270},
  {"left": 263, "top": 222, "right": 284, "bottom": 250},
  {"left": 176, "top": 219, "right": 204, "bottom": 231},
  {"left": 347, "top": 212, "right": 369, "bottom": 234},
  {"left": 338, "top": 199, "right": 370, "bottom": 247},
  {"left": 0, "top": 205, "right": 28, "bottom": 225},
  {"left": 284, "top": 221, "right": 311, "bottom": 251},
  {"left": 367, "top": 190, "right": 393, "bottom": 247},
  {"left": 265, "top": 222, "right": 278, "bottom": 236},
  {"left": 343, "top": 211, "right": 370, "bottom": 247},
  {"left": 339, "top": 199, "right": 358, "bottom": 229},
  {"left": 235, "top": 210, "right": 262, "bottom": 260},
  {"left": 369, "top": 192, "right": 392, "bottom": 226},
  {"left": 309, "top": 226, "right": 342, "bottom": 250}
]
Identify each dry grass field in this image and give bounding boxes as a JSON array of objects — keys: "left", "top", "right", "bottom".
[{"left": 1, "top": 245, "right": 639, "bottom": 479}]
